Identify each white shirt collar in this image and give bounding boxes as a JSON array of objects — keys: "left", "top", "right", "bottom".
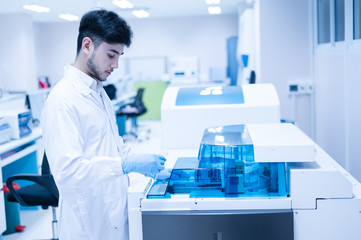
[{"left": 64, "top": 64, "right": 103, "bottom": 96}]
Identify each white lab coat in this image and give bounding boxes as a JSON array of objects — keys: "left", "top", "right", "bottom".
[{"left": 41, "top": 65, "right": 132, "bottom": 240}]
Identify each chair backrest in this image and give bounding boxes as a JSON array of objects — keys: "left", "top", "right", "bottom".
[
  {"left": 132, "top": 88, "right": 147, "bottom": 115},
  {"left": 135, "top": 88, "right": 144, "bottom": 100},
  {"left": 104, "top": 84, "right": 117, "bottom": 100},
  {"left": 41, "top": 152, "right": 59, "bottom": 200},
  {"left": 6, "top": 152, "right": 59, "bottom": 206},
  {"left": 41, "top": 153, "right": 51, "bottom": 175},
  {"left": 41, "top": 152, "right": 59, "bottom": 198}
]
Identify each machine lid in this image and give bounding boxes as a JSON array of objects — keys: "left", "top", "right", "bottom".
[
  {"left": 200, "top": 125, "right": 252, "bottom": 146},
  {"left": 199, "top": 123, "right": 316, "bottom": 163}
]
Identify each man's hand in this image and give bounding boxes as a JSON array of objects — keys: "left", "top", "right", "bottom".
[{"left": 122, "top": 154, "right": 166, "bottom": 178}]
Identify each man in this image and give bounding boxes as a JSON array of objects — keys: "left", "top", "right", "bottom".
[{"left": 41, "top": 9, "right": 166, "bottom": 240}]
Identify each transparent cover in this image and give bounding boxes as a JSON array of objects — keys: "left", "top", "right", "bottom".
[{"left": 147, "top": 125, "right": 288, "bottom": 199}]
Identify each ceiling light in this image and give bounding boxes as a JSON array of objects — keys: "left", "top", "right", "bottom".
[
  {"left": 205, "top": 0, "right": 220, "bottom": 4},
  {"left": 113, "top": 0, "right": 134, "bottom": 9},
  {"left": 59, "top": 14, "right": 79, "bottom": 21},
  {"left": 208, "top": 6, "right": 221, "bottom": 15},
  {"left": 23, "top": 4, "right": 50, "bottom": 13},
  {"left": 132, "top": 10, "right": 149, "bottom": 18}
]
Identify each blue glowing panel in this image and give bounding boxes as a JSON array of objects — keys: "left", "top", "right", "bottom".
[
  {"left": 175, "top": 86, "right": 244, "bottom": 106},
  {"left": 147, "top": 158, "right": 287, "bottom": 199},
  {"left": 146, "top": 125, "right": 288, "bottom": 199}
]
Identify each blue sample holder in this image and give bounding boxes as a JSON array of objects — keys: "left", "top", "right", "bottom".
[{"left": 147, "top": 125, "right": 288, "bottom": 199}]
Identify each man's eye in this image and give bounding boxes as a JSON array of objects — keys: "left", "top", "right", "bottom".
[{"left": 108, "top": 54, "right": 115, "bottom": 59}]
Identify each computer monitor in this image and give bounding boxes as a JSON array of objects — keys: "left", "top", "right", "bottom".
[{"left": 26, "top": 89, "right": 50, "bottom": 127}]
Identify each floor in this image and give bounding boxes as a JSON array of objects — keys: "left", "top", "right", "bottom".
[
  {"left": 2, "top": 120, "right": 163, "bottom": 240},
  {"left": 2, "top": 208, "right": 54, "bottom": 240}
]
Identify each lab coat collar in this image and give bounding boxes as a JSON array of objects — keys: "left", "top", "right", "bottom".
[{"left": 64, "top": 65, "right": 103, "bottom": 96}]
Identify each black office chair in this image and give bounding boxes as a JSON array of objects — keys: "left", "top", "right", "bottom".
[
  {"left": 104, "top": 84, "right": 117, "bottom": 100},
  {"left": 116, "top": 88, "right": 149, "bottom": 141},
  {"left": 6, "top": 153, "right": 59, "bottom": 240}
]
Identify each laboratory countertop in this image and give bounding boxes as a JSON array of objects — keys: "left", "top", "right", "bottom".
[
  {"left": 0, "top": 127, "right": 42, "bottom": 155},
  {"left": 0, "top": 127, "right": 42, "bottom": 167}
]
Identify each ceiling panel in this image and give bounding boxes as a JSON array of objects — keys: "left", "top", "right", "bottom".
[{"left": 0, "top": 0, "right": 242, "bottom": 22}]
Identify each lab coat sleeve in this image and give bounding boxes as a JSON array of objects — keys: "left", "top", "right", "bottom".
[{"left": 41, "top": 97, "right": 128, "bottom": 190}]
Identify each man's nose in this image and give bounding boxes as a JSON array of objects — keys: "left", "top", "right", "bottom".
[{"left": 111, "top": 59, "right": 118, "bottom": 69}]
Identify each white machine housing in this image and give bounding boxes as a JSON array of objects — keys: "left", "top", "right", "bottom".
[
  {"left": 128, "top": 123, "right": 361, "bottom": 240},
  {"left": 247, "top": 123, "right": 315, "bottom": 162},
  {"left": 161, "top": 83, "right": 280, "bottom": 149}
]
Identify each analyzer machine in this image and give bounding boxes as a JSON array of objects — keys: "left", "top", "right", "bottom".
[{"left": 128, "top": 123, "right": 361, "bottom": 240}]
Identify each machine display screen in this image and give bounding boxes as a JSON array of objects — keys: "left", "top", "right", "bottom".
[{"left": 175, "top": 86, "right": 244, "bottom": 106}]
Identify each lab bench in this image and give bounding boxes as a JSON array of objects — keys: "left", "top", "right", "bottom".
[{"left": 0, "top": 127, "right": 43, "bottom": 236}]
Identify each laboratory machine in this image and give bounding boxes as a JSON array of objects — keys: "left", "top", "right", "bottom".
[
  {"left": 161, "top": 83, "right": 280, "bottom": 149},
  {"left": 2, "top": 110, "right": 32, "bottom": 139},
  {"left": 128, "top": 123, "right": 361, "bottom": 240},
  {"left": 168, "top": 56, "right": 199, "bottom": 84}
]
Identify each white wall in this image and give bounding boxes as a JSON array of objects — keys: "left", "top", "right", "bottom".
[
  {"left": 313, "top": 0, "right": 361, "bottom": 182},
  {"left": 0, "top": 14, "right": 37, "bottom": 92},
  {"left": 253, "top": 0, "right": 361, "bottom": 182},
  {"left": 256, "top": 0, "right": 312, "bottom": 136},
  {"left": 34, "top": 22, "right": 78, "bottom": 87},
  {"left": 314, "top": 51, "right": 347, "bottom": 167},
  {"left": 314, "top": 45, "right": 361, "bottom": 180},
  {"left": 345, "top": 52, "right": 361, "bottom": 181},
  {"left": 34, "top": 15, "right": 238, "bottom": 86}
]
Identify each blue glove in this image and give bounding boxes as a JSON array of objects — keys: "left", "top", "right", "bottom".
[
  {"left": 157, "top": 168, "right": 172, "bottom": 180},
  {"left": 122, "top": 154, "right": 166, "bottom": 178}
]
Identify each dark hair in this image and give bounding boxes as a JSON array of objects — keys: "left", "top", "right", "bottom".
[{"left": 76, "top": 9, "right": 133, "bottom": 55}]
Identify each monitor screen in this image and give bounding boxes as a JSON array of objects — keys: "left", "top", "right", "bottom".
[{"left": 26, "top": 90, "right": 50, "bottom": 127}]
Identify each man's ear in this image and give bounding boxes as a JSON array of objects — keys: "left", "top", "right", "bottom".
[{"left": 82, "top": 37, "right": 93, "bottom": 56}]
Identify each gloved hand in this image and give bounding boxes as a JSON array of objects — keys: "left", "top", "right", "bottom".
[
  {"left": 122, "top": 154, "right": 166, "bottom": 178},
  {"left": 157, "top": 168, "right": 172, "bottom": 180}
]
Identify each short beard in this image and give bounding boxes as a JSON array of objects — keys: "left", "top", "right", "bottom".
[{"left": 87, "top": 54, "right": 104, "bottom": 81}]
